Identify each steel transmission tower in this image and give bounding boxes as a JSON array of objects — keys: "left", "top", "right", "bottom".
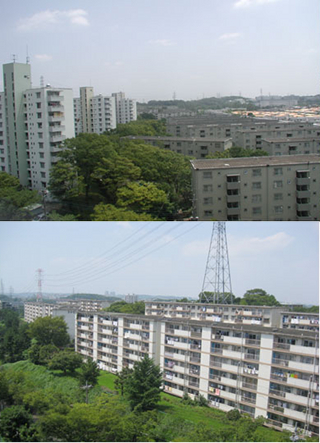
[{"left": 200, "top": 222, "right": 233, "bottom": 304}]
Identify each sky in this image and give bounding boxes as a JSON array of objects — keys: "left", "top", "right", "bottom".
[
  {"left": 0, "top": 0, "right": 319, "bottom": 101},
  {"left": 0, "top": 221, "right": 318, "bottom": 305}
]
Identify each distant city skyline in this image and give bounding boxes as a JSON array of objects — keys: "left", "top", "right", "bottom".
[
  {"left": 0, "top": 0, "right": 319, "bottom": 101},
  {"left": 0, "top": 222, "right": 318, "bottom": 305}
]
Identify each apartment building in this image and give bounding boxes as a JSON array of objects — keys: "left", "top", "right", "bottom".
[
  {"left": 24, "top": 86, "right": 74, "bottom": 190},
  {"left": 75, "top": 302, "right": 319, "bottom": 437},
  {"left": 74, "top": 89, "right": 135, "bottom": 135},
  {"left": 112, "top": 92, "right": 137, "bottom": 124},
  {"left": 190, "top": 154, "right": 320, "bottom": 221},
  {"left": 75, "top": 312, "right": 161, "bottom": 373},
  {"left": 234, "top": 125, "right": 319, "bottom": 151},
  {"left": 1, "top": 62, "right": 75, "bottom": 190},
  {"left": 0, "top": 93, "right": 8, "bottom": 172},
  {"left": 261, "top": 138, "right": 320, "bottom": 156},
  {"left": 91, "top": 94, "right": 116, "bottom": 134},
  {"left": 121, "top": 135, "right": 232, "bottom": 158}
]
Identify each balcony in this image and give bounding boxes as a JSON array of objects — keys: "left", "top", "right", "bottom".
[
  {"left": 241, "top": 396, "right": 256, "bottom": 405},
  {"left": 227, "top": 207, "right": 240, "bottom": 216},
  {"left": 48, "top": 105, "right": 64, "bottom": 112},
  {"left": 227, "top": 194, "right": 240, "bottom": 203},
  {"left": 48, "top": 115, "right": 64, "bottom": 123},
  {"left": 274, "top": 342, "right": 290, "bottom": 350},
  {"left": 50, "top": 134, "right": 66, "bottom": 143},
  {"left": 296, "top": 177, "right": 310, "bottom": 186},
  {"left": 226, "top": 181, "right": 240, "bottom": 190},
  {"left": 297, "top": 203, "right": 311, "bottom": 212},
  {"left": 245, "top": 339, "right": 261, "bottom": 347},
  {"left": 244, "top": 353, "right": 259, "bottom": 361},
  {"left": 296, "top": 190, "right": 310, "bottom": 199},
  {"left": 297, "top": 212, "right": 312, "bottom": 221},
  {"left": 49, "top": 125, "right": 66, "bottom": 132}
]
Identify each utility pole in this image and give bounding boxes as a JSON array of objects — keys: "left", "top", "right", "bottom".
[
  {"left": 199, "top": 222, "right": 233, "bottom": 304},
  {"left": 81, "top": 380, "right": 93, "bottom": 404}
]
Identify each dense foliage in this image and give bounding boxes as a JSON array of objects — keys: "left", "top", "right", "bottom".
[
  {"left": 0, "top": 360, "right": 302, "bottom": 442},
  {"left": 0, "top": 309, "right": 31, "bottom": 363},
  {"left": 48, "top": 126, "right": 192, "bottom": 220},
  {"left": 28, "top": 316, "right": 70, "bottom": 347},
  {"left": 206, "top": 146, "right": 269, "bottom": 159},
  {"left": 0, "top": 172, "right": 40, "bottom": 220},
  {"left": 105, "top": 301, "right": 145, "bottom": 315}
]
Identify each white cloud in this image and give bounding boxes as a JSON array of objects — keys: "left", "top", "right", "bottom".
[
  {"left": 218, "top": 33, "right": 241, "bottom": 41},
  {"left": 17, "top": 9, "right": 89, "bottom": 31},
  {"left": 229, "top": 232, "right": 294, "bottom": 257},
  {"left": 34, "top": 54, "right": 53, "bottom": 61},
  {"left": 234, "top": 0, "right": 281, "bottom": 8},
  {"left": 149, "top": 39, "right": 175, "bottom": 47}
]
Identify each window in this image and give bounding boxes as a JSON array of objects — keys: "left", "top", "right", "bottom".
[
  {"left": 273, "top": 180, "right": 283, "bottom": 188},
  {"left": 41, "top": 172, "right": 46, "bottom": 178},
  {"left": 203, "top": 197, "right": 213, "bottom": 205},
  {"left": 37, "top": 112, "right": 42, "bottom": 119},
  {"left": 203, "top": 184, "right": 213, "bottom": 192},
  {"left": 274, "top": 167, "right": 283, "bottom": 175},
  {"left": 36, "top": 92, "right": 41, "bottom": 99},
  {"left": 36, "top": 102, "right": 41, "bottom": 109},
  {"left": 204, "top": 210, "right": 213, "bottom": 216},
  {"left": 252, "top": 194, "right": 261, "bottom": 203},
  {"left": 39, "top": 152, "right": 44, "bottom": 159},
  {"left": 252, "top": 169, "right": 261, "bottom": 177},
  {"left": 252, "top": 207, "right": 262, "bottom": 215},
  {"left": 274, "top": 206, "right": 283, "bottom": 214},
  {"left": 274, "top": 193, "right": 283, "bottom": 201},
  {"left": 203, "top": 171, "right": 212, "bottom": 179},
  {"left": 40, "top": 162, "right": 45, "bottom": 168},
  {"left": 252, "top": 182, "right": 261, "bottom": 189}
]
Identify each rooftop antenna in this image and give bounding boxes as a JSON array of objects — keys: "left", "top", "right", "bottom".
[
  {"left": 12, "top": 54, "right": 17, "bottom": 63},
  {"left": 26, "top": 45, "right": 30, "bottom": 64},
  {"left": 199, "top": 222, "right": 233, "bottom": 304},
  {"left": 40, "top": 76, "right": 44, "bottom": 88}
]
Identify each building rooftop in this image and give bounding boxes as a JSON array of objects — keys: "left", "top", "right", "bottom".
[
  {"left": 122, "top": 136, "right": 231, "bottom": 143},
  {"left": 190, "top": 154, "right": 320, "bottom": 170},
  {"left": 262, "top": 137, "right": 320, "bottom": 143}
]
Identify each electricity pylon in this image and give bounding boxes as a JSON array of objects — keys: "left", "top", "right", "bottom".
[{"left": 200, "top": 222, "right": 233, "bottom": 304}]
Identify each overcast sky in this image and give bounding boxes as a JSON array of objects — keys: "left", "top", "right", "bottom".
[
  {"left": 0, "top": 0, "right": 319, "bottom": 101},
  {"left": 0, "top": 221, "right": 318, "bottom": 305}
]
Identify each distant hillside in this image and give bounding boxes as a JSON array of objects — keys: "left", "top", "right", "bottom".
[{"left": 62, "top": 293, "right": 121, "bottom": 302}]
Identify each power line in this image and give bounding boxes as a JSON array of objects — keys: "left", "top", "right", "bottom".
[{"left": 44, "top": 222, "right": 201, "bottom": 289}]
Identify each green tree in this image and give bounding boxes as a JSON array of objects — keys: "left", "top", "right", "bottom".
[
  {"left": 0, "top": 405, "right": 34, "bottom": 442},
  {"left": 92, "top": 203, "right": 156, "bottom": 221},
  {"left": 48, "top": 350, "right": 83, "bottom": 376},
  {"left": 0, "top": 312, "right": 30, "bottom": 363},
  {"left": 105, "top": 301, "right": 145, "bottom": 315},
  {"left": 116, "top": 180, "right": 172, "bottom": 218},
  {"left": 28, "top": 316, "right": 70, "bottom": 347},
  {"left": 114, "top": 366, "right": 134, "bottom": 396},
  {"left": 126, "top": 355, "right": 162, "bottom": 411},
  {"left": 0, "top": 172, "right": 40, "bottom": 220},
  {"left": 78, "top": 358, "right": 100, "bottom": 387},
  {"left": 241, "top": 288, "right": 281, "bottom": 306}
]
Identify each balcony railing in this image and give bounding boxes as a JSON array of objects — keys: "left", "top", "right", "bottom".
[
  {"left": 270, "top": 389, "right": 286, "bottom": 398},
  {"left": 272, "top": 358, "right": 289, "bottom": 367},
  {"left": 244, "top": 353, "right": 259, "bottom": 361},
  {"left": 274, "top": 342, "right": 290, "bottom": 350},
  {"left": 245, "top": 339, "right": 261, "bottom": 346},
  {"left": 241, "top": 396, "right": 256, "bottom": 405}
]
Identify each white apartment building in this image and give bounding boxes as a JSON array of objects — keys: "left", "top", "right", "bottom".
[
  {"left": 75, "top": 302, "right": 319, "bottom": 437},
  {"left": 112, "top": 92, "right": 137, "bottom": 125},
  {"left": 190, "top": 155, "right": 320, "bottom": 221},
  {"left": 91, "top": 94, "right": 116, "bottom": 134},
  {"left": 1, "top": 62, "right": 75, "bottom": 191},
  {"left": 73, "top": 97, "right": 83, "bottom": 136},
  {"left": 24, "top": 86, "right": 74, "bottom": 190},
  {"left": 0, "top": 92, "right": 8, "bottom": 172},
  {"left": 80, "top": 87, "right": 94, "bottom": 133},
  {"left": 121, "top": 135, "right": 232, "bottom": 158}
]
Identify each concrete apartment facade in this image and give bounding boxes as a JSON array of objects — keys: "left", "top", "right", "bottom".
[
  {"left": 190, "top": 155, "right": 320, "bottom": 221},
  {"left": 112, "top": 92, "right": 137, "bottom": 124},
  {"left": 260, "top": 138, "right": 320, "bottom": 156},
  {"left": 122, "top": 135, "right": 232, "bottom": 158},
  {"left": 75, "top": 302, "right": 319, "bottom": 437},
  {"left": 91, "top": 94, "right": 116, "bottom": 134},
  {"left": 24, "top": 87, "right": 74, "bottom": 190},
  {"left": 1, "top": 62, "right": 75, "bottom": 190},
  {"left": 0, "top": 92, "right": 8, "bottom": 172}
]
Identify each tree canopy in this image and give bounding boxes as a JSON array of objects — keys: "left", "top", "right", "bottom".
[
  {"left": 241, "top": 288, "right": 281, "bottom": 306},
  {"left": 0, "top": 172, "right": 40, "bottom": 220},
  {"left": 125, "top": 355, "right": 163, "bottom": 411},
  {"left": 105, "top": 301, "right": 145, "bottom": 315},
  {"left": 28, "top": 316, "right": 70, "bottom": 347}
]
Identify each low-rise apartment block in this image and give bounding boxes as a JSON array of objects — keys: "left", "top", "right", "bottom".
[
  {"left": 75, "top": 302, "right": 319, "bottom": 437},
  {"left": 261, "top": 138, "right": 320, "bottom": 156},
  {"left": 122, "top": 135, "right": 232, "bottom": 158},
  {"left": 190, "top": 155, "right": 320, "bottom": 221}
]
